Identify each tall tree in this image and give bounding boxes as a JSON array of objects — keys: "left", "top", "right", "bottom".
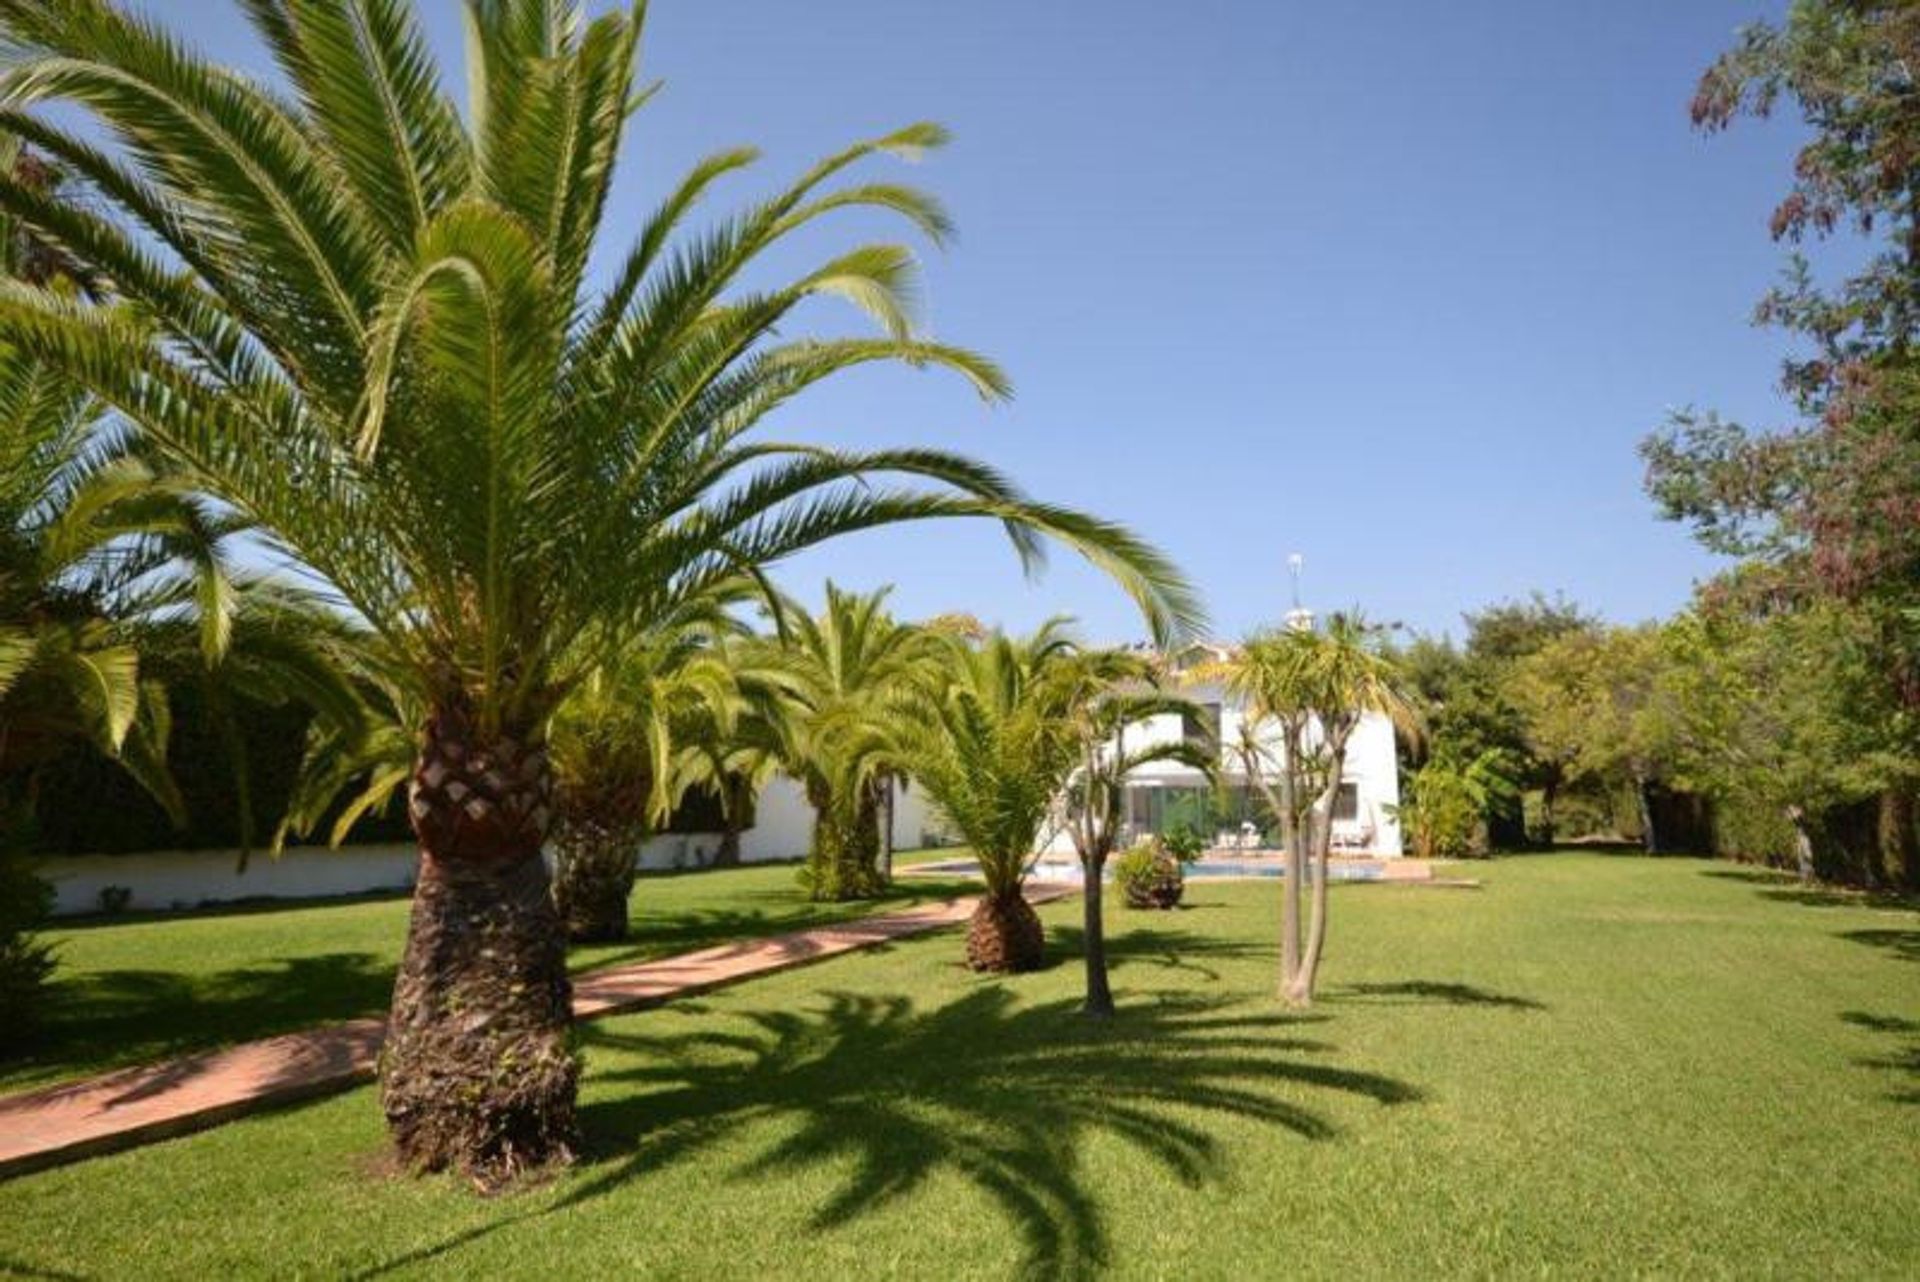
[
  {"left": 0, "top": 0, "right": 1198, "bottom": 1183},
  {"left": 1646, "top": 0, "right": 1920, "bottom": 885},
  {"left": 1208, "top": 615, "right": 1415, "bottom": 1007}
]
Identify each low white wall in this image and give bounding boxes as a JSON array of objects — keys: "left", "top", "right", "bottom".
[
  {"left": 35, "top": 843, "right": 421, "bottom": 917},
  {"left": 32, "top": 774, "right": 945, "bottom": 917}
]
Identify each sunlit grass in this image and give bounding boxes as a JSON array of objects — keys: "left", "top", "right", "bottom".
[{"left": 1, "top": 854, "right": 1915, "bottom": 1278}]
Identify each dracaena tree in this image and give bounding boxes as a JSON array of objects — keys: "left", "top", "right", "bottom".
[
  {"left": 0, "top": 0, "right": 1198, "bottom": 1184},
  {"left": 1207, "top": 615, "right": 1414, "bottom": 1007}
]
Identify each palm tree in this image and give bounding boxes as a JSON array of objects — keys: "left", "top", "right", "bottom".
[
  {"left": 547, "top": 603, "right": 741, "bottom": 942},
  {"left": 0, "top": 143, "right": 355, "bottom": 844},
  {"left": 0, "top": 0, "right": 1198, "bottom": 1180},
  {"left": 1056, "top": 653, "right": 1214, "bottom": 1015},
  {"left": 1207, "top": 614, "right": 1414, "bottom": 1007},
  {"left": 755, "top": 584, "right": 944, "bottom": 901},
  {"left": 890, "top": 621, "right": 1092, "bottom": 973}
]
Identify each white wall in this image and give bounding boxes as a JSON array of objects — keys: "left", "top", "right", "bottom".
[
  {"left": 35, "top": 843, "right": 422, "bottom": 917},
  {"left": 32, "top": 773, "right": 940, "bottom": 916}
]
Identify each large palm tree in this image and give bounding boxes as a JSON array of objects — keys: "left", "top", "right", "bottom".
[
  {"left": 0, "top": 0, "right": 1198, "bottom": 1180},
  {"left": 1209, "top": 615, "right": 1414, "bottom": 1007}
]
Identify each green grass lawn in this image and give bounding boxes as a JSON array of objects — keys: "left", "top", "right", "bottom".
[
  {"left": 3, "top": 854, "right": 1917, "bottom": 1279},
  {"left": 2, "top": 854, "right": 975, "bottom": 1095}
]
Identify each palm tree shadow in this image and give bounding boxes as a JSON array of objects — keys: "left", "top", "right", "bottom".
[
  {"left": 555, "top": 989, "right": 1421, "bottom": 1281},
  {"left": 1842, "top": 1011, "right": 1920, "bottom": 1104},
  {"left": 1326, "top": 981, "right": 1547, "bottom": 1011}
]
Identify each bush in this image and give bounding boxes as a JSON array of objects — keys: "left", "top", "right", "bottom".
[
  {"left": 1161, "top": 819, "right": 1207, "bottom": 863},
  {"left": 0, "top": 857, "right": 56, "bottom": 1050},
  {"left": 1115, "top": 840, "right": 1184, "bottom": 910}
]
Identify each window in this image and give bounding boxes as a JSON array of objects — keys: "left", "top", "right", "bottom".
[{"left": 1333, "top": 783, "right": 1360, "bottom": 822}]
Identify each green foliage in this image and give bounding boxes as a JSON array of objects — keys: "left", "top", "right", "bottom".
[
  {"left": 0, "top": 0, "right": 1200, "bottom": 761},
  {"left": 1391, "top": 749, "right": 1519, "bottom": 860},
  {"left": 1113, "top": 838, "right": 1184, "bottom": 909},
  {"left": 0, "top": 854, "right": 54, "bottom": 1050}
]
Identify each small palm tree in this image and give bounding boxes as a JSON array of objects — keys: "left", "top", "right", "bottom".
[
  {"left": 547, "top": 604, "right": 742, "bottom": 942},
  {"left": 755, "top": 584, "right": 945, "bottom": 901},
  {"left": 1207, "top": 615, "right": 1415, "bottom": 1007},
  {"left": 891, "top": 621, "right": 1090, "bottom": 972},
  {"left": 0, "top": 0, "right": 1197, "bottom": 1180}
]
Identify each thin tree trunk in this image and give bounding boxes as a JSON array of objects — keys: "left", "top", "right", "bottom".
[
  {"left": 1540, "top": 773, "right": 1560, "bottom": 848},
  {"left": 1081, "top": 854, "right": 1114, "bottom": 1016},
  {"left": 1275, "top": 732, "right": 1303, "bottom": 1000},
  {"left": 383, "top": 703, "right": 577, "bottom": 1187},
  {"left": 1788, "top": 806, "right": 1815, "bottom": 883},
  {"left": 1635, "top": 770, "right": 1658, "bottom": 855},
  {"left": 1877, "top": 788, "right": 1918, "bottom": 890},
  {"left": 1290, "top": 739, "right": 1350, "bottom": 1008}
]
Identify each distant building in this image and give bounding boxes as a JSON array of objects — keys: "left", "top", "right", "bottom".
[{"left": 1042, "top": 638, "right": 1404, "bottom": 857}]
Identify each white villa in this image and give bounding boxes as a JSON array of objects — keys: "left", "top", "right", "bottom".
[{"left": 1039, "top": 639, "right": 1405, "bottom": 858}]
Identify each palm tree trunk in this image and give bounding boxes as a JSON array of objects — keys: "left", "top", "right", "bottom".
[
  {"left": 881, "top": 774, "right": 896, "bottom": 883},
  {"left": 551, "top": 822, "right": 639, "bottom": 943},
  {"left": 966, "top": 885, "right": 1044, "bottom": 972},
  {"left": 1081, "top": 852, "right": 1114, "bottom": 1016},
  {"left": 383, "top": 704, "right": 577, "bottom": 1187}
]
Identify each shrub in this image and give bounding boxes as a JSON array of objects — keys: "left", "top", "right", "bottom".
[
  {"left": 1116, "top": 840, "right": 1184, "bottom": 909},
  {"left": 0, "top": 857, "right": 56, "bottom": 1050},
  {"left": 1161, "top": 819, "right": 1207, "bottom": 863}
]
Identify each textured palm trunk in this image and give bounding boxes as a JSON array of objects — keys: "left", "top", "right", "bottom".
[
  {"left": 551, "top": 821, "right": 640, "bottom": 943},
  {"left": 383, "top": 703, "right": 577, "bottom": 1187},
  {"left": 966, "top": 886, "right": 1045, "bottom": 972},
  {"left": 803, "top": 778, "right": 884, "bottom": 901}
]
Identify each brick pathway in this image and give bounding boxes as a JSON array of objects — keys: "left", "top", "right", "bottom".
[{"left": 0, "top": 887, "right": 1066, "bottom": 1180}]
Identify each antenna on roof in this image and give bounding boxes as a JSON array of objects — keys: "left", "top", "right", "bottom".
[{"left": 1285, "top": 552, "right": 1314, "bottom": 632}]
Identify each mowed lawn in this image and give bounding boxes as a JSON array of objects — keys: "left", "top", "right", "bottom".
[
  {"left": 3, "top": 854, "right": 1917, "bottom": 1279},
  {"left": 2, "top": 856, "right": 975, "bottom": 1095}
]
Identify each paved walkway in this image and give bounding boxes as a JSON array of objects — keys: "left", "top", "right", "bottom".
[{"left": 0, "top": 887, "right": 1066, "bottom": 1180}]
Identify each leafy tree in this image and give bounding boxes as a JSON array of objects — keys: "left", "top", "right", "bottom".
[
  {"left": 1208, "top": 615, "right": 1415, "bottom": 1007},
  {"left": 753, "top": 585, "right": 944, "bottom": 901},
  {"left": 0, "top": 0, "right": 1197, "bottom": 1182},
  {"left": 1659, "top": 604, "right": 1905, "bottom": 880},
  {"left": 1391, "top": 747, "right": 1519, "bottom": 859},
  {"left": 1510, "top": 625, "right": 1674, "bottom": 851},
  {"left": 1646, "top": 0, "right": 1920, "bottom": 883},
  {"left": 1053, "top": 648, "right": 1211, "bottom": 1016},
  {"left": 546, "top": 605, "right": 741, "bottom": 942}
]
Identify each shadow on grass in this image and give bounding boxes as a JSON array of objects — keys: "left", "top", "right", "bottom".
[
  {"left": 1326, "top": 981, "right": 1548, "bottom": 1011},
  {"left": 356, "top": 988, "right": 1422, "bottom": 1280},
  {"left": 1702, "top": 868, "right": 1920, "bottom": 911},
  {"left": 2, "top": 952, "right": 393, "bottom": 1093},
  {"left": 575, "top": 880, "right": 982, "bottom": 972},
  {"left": 1838, "top": 929, "right": 1920, "bottom": 964},
  {"left": 1841, "top": 1011, "right": 1920, "bottom": 1104},
  {"left": 571, "top": 990, "right": 1418, "bottom": 1281}
]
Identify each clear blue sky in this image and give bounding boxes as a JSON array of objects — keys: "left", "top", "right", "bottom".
[{"left": 184, "top": 0, "right": 1806, "bottom": 642}]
